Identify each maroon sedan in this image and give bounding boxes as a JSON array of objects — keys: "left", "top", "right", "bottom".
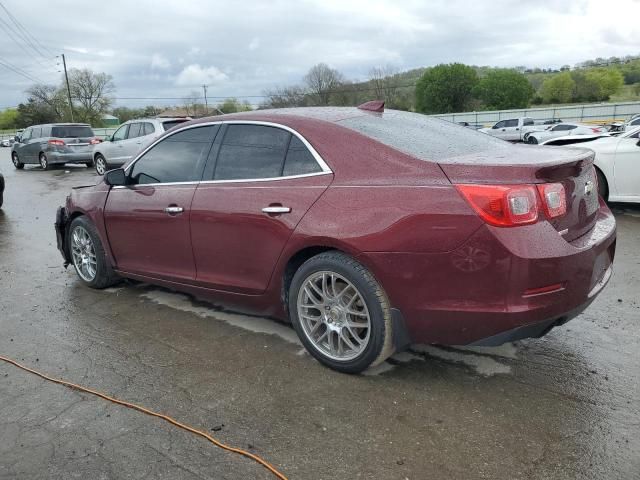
[{"left": 55, "top": 105, "right": 616, "bottom": 373}]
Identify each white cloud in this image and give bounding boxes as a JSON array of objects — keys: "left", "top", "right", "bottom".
[
  {"left": 175, "top": 64, "right": 228, "bottom": 86},
  {"left": 248, "top": 37, "right": 261, "bottom": 51},
  {"left": 150, "top": 53, "right": 171, "bottom": 70}
]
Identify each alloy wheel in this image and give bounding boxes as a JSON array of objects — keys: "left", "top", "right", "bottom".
[
  {"left": 95, "top": 156, "right": 106, "bottom": 175},
  {"left": 39, "top": 154, "right": 48, "bottom": 169},
  {"left": 12, "top": 154, "right": 19, "bottom": 167},
  {"left": 297, "top": 271, "right": 371, "bottom": 361},
  {"left": 71, "top": 226, "right": 98, "bottom": 282}
]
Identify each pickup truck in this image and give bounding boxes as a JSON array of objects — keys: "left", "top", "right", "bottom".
[{"left": 479, "top": 117, "right": 547, "bottom": 142}]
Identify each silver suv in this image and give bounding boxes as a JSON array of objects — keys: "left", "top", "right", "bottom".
[
  {"left": 11, "top": 123, "right": 98, "bottom": 170},
  {"left": 93, "top": 117, "right": 189, "bottom": 175}
]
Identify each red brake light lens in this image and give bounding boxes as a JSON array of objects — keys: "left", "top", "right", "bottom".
[
  {"left": 89, "top": 138, "right": 102, "bottom": 145},
  {"left": 536, "top": 183, "right": 566, "bottom": 218},
  {"left": 456, "top": 184, "right": 539, "bottom": 227},
  {"left": 590, "top": 127, "right": 602, "bottom": 133},
  {"left": 48, "top": 139, "right": 64, "bottom": 146}
]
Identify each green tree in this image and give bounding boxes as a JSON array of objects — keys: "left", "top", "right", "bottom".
[
  {"left": 415, "top": 63, "right": 478, "bottom": 113},
  {"left": 585, "top": 68, "right": 623, "bottom": 100},
  {"left": 474, "top": 69, "right": 534, "bottom": 110},
  {"left": 540, "top": 72, "right": 575, "bottom": 104},
  {"left": 112, "top": 106, "right": 146, "bottom": 123},
  {"left": 217, "top": 97, "right": 252, "bottom": 114},
  {"left": 0, "top": 108, "right": 19, "bottom": 129}
]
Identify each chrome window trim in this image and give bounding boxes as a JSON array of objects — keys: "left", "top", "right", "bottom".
[
  {"left": 122, "top": 120, "right": 333, "bottom": 186},
  {"left": 111, "top": 171, "right": 332, "bottom": 189}
]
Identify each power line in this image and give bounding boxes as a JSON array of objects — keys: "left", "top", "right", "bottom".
[
  {"left": 0, "top": 55, "right": 43, "bottom": 83},
  {"left": 0, "top": 1, "right": 55, "bottom": 59}
]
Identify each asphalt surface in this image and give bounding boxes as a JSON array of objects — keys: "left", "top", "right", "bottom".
[{"left": 0, "top": 150, "right": 638, "bottom": 480}]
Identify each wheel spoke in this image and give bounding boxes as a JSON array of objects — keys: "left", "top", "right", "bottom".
[
  {"left": 303, "top": 286, "right": 322, "bottom": 305},
  {"left": 340, "top": 330, "right": 357, "bottom": 350}
]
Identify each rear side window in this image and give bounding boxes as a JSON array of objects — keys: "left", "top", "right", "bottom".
[
  {"left": 129, "top": 125, "right": 217, "bottom": 185},
  {"left": 523, "top": 118, "right": 534, "bottom": 126},
  {"left": 340, "top": 111, "right": 507, "bottom": 160},
  {"left": 213, "top": 125, "right": 290, "bottom": 180},
  {"left": 283, "top": 136, "right": 322, "bottom": 176},
  {"left": 504, "top": 119, "right": 518, "bottom": 127},
  {"left": 127, "top": 123, "right": 142, "bottom": 139},
  {"left": 162, "top": 120, "right": 188, "bottom": 131},
  {"left": 142, "top": 122, "right": 156, "bottom": 135},
  {"left": 51, "top": 126, "right": 94, "bottom": 138}
]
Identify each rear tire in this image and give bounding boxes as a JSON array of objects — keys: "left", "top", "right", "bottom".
[
  {"left": 12, "top": 152, "right": 24, "bottom": 170},
  {"left": 39, "top": 153, "right": 50, "bottom": 170},
  {"left": 288, "top": 251, "right": 394, "bottom": 374},
  {"left": 596, "top": 168, "right": 608, "bottom": 200},
  {"left": 68, "top": 216, "right": 119, "bottom": 289}
]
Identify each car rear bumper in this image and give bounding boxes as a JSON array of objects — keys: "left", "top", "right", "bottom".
[
  {"left": 361, "top": 198, "right": 617, "bottom": 346},
  {"left": 48, "top": 151, "right": 93, "bottom": 164}
]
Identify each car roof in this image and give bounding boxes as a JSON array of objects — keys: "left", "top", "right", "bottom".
[
  {"left": 29, "top": 123, "right": 91, "bottom": 127},
  {"left": 123, "top": 117, "right": 189, "bottom": 124}
]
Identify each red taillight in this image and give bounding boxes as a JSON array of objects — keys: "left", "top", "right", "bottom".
[
  {"left": 536, "top": 183, "right": 567, "bottom": 218},
  {"left": 591, "top": 128, "right": 602, "bottom": 133},
  {"left": 48, "top": 139, "right": 64, "bottom": 146},
  {"left": 457, "top": 182, "right": 567, "bottom": 227},
  {"left": 456, "top": 184, "right": 539, "bottom": 227},
  {"left": 89, "top": 138, "right": 102, "bottom": 145}
]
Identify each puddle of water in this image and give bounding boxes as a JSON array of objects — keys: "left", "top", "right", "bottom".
[
  {"left": 411, "top": 345, "right": 511, "bottom": 376},
  {"left": 140, "top": 290, "right": 301, "bottom": 345},
  {"left": 117, "top": 287, "right": 513, "bottom": 377},
  {"left": 454, "top": 343, "right": 519, "bottom": 359}
]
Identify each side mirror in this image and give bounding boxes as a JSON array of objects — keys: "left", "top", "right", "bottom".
[
  {"left": 14, "top": 136, "right": 19, "bottom": 142},
  {"left": 104, "top": 168, "right": 127, "bottom": 186},
  {"left": 104, "top": 135, "right": 112, "bottom": 142}
]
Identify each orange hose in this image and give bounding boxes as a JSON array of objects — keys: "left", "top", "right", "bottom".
[{"left": 0, "top": 355, "right": 288, "bottom": 480}]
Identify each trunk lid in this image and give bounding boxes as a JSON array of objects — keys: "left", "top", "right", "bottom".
[
  {"left": 50, "top": 125, "right": 96, "bottom": 153},
  {"left": 441, "top": 145, "right": 599, "bottom": 242}
]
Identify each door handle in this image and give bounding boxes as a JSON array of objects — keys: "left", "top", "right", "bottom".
[
  {"left": 262, "top": 206, "right": 291, "bottom": 214},
  {"left": 164, "top": 206, "right": 184, "bottom": 214}
]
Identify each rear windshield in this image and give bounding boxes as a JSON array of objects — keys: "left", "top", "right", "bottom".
[
  {"left": 51, "top": 126, "right": 94, "bottom": 138},
  {"left": 162, "top": 120, "right": 189, "bottom": 131},
  {"left": 338, "top": 110, "right": 507, "bottom": 160}
]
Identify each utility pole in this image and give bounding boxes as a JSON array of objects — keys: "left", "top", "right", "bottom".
[
  {"left": 202, "top": 84, "right": 208, "bottom": 115},
  {"left": 61, "top": 54, "right": 74, "bottom": 122}
]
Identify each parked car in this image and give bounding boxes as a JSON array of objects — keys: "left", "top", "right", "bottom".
[
  {"left": 457, "top": 121, "right": 484, "bottom": 130},
  {"left": 92, "top": 117, "right": 190, "bottom": 175},
  {"left": 1, "top": 138, "right": 13, "bottom": 147},
  {"left": 0, "top": 170, "right": 4, "bottom": 208},
  {"left": 524, "top": 123, "right": 607, "bottom": 144},
  {"left": 55, "top": 106, "right": 616, "bottom": 373},
  {"left": 478, "top": 117, "right": 546, "bottom": 142},
  {"left": 11, "top": 123, "right": 100, "bottom": 170},
  {"left": 541, "top": 126, "right": 640, "bottom": 203}
]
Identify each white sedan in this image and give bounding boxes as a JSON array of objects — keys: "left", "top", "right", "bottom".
[
  {"left": 541, "top": 126, "right": 640, "bottom": 203},
  {"left": 524, "top": 123, "right": 607, "bottom": 144}
]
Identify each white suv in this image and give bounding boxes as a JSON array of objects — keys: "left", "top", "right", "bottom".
[{"left": 93, "top": 117, "right": 189, "bottom": 175}]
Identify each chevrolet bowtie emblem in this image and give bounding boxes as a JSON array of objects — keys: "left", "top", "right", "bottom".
[{"left": 585, "top": 180, "right": 594, "bottom": 195}]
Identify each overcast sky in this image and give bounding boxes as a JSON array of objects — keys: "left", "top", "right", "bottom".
[{"left": 1, "top": 0, "right": 639, "bottom": 109}]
